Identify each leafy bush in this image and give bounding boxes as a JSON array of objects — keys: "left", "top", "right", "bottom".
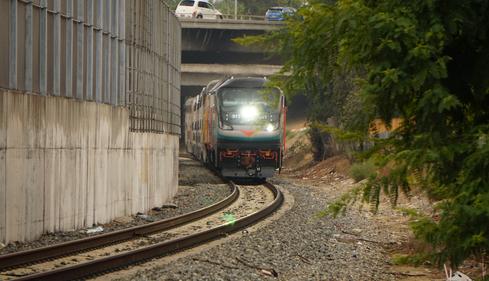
[
  {"left": 286, "top": 129, "right": 297, "bottom": 139},
  {"left": 349, "top": 161, "right": 376, "bottom": 182},
  {"left": 237, "top": 0, "right": 489, "bottom": 268}
]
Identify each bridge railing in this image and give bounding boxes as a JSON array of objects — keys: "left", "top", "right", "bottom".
[
  {"left": 175, "top": 13, "right": 267, "bottom": 21},
  {"left": 221, "top": 14, "right": 266, "bottom": 21}
]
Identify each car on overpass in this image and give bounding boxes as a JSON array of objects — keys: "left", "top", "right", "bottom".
[
  {"left": 265, "top": 7, "right": 296, "bottom": 21},
  {"left": 176, "top": 0, "right": 223, "bottom": 19}
]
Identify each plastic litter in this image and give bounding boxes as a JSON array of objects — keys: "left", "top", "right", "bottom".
[
  {"left": 447, "top": 272, "right": 472, "bottom": 281},
  {"left": 137, "top": 214, "right": 155, "bottom": 222},
  {"left": 162, "top": 203, "right": 178, "bottom": 209},
  {"left": 86, "top": 226, "right": 104, "bottom": 234},
  {"left": 445, "top": 264, "right": 472, "bottom": 281}
]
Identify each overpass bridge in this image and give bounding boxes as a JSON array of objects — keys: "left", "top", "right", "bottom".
[
  {"left": 179, "top": 18, "right": 285, "bottom": 98},
  {"left": 179, "top": 18, "right": 283, "bottom": 31}
]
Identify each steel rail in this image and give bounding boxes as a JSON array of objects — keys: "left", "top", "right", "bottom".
[
  {"left": 0, "top": 182, "right": 238, "bottom": 271},
  {"left": 14, "top": 182, "right": 283, "bottom": 281}
]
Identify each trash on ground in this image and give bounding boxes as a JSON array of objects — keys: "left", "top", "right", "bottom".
[
  {"left": 86, "top": 226, "right": 104, "bottom": 234},
  {"left": 260, "top": 269, "right": 278, "bottom": 277},
  {"left": 162, "top": 203, "right": 178, "bottom": 209},
  {"left": 137, "top": 214, "right": 155, "bottom": 222},
  {"left": 447, "top": 271, "right": 472, "bottom": 281},
  {"left": 445, "top": 264, "right": 472, "bottom": 281}
]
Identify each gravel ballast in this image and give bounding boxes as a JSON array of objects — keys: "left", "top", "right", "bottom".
[
  {"left": 114, "top": 176, "right": 420, "bottom": 281},
  {"left": 1, "top": 155, "right": 441, "bottom": 280}
]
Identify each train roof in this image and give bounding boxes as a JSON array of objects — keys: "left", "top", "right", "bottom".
[
  {"left": 219, "top": 77, "right": 268, "bottom": 89},
  {"left": 205, "top": 80, "right": 220, "bottom": 91},
  {"left": 206, "top": 77, "right": 268, "bottom": 94}
]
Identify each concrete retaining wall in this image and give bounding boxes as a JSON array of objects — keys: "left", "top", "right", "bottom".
[{"left": 0, "top": 90, "right": 179, "bottom": 243}]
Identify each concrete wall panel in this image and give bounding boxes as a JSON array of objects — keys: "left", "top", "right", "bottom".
[
  {"left": 24, "top": 149, "right": 45, "bottom": 241},
  {"left": 0, "top": 149, "right": 5, "bottom": 242},
  {"left": 110, "top": 104, "right": 128, "bottom": 149},
  {"left": 0, "top": 93, "right": 6, "bottom": 148},
  {"left": 5, "top": 149, "right": 45, "bottom": 241},
  {"left": 58, "top": 149, "right": 76, "bottom": 230},
  {"left": 43, "top": 148, "right": 57, "bottom": 232},
  {"left": 0, "top": 91, "right": 4, "bottom": 242},
  {"left": 93, "top": 148, "right": 108, "bottom": 224},
  {"left": 5, "top": 149, "right": 27, "bottom": 242},
  {"left": 1, "top": 91, "right": 179, "bottom": 243},
  {"left": 1, "top": 0, "right": 181, "bottom": 243},
  {"left": 1, "top": 93, "right": 6, "bottom": 246},
  {"left": 85, "top": 102, "right": 98, "bottom": 226},
  {"left": 0, "top": 0, "right": 8, "bottom": 88},
  {"left": 73, "top": 148, "right": 86, "bottom": 230},
  {"left": 6, "top": 92, "right": 46, "bottom": 149},
  {"left": 85, "top": 148, "right": 96, "bottom": 226}
]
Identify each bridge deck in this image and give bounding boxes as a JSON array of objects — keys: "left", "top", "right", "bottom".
[{"left": 178, "top": 18, "right": 284, "bottom": 31}]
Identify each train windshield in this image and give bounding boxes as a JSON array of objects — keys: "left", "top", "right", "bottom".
[
  {"left": 219, "top": 87, "right": 280, "bottom": 108},
  {"left": 218, "top": 87, "right": 281, "bottom": 125}
]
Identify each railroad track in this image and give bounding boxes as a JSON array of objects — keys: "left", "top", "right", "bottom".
[{"left": 0, "top": 180, "right": 283, "bottom": 280}]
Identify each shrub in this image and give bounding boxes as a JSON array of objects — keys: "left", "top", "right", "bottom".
[{"left": 349, "top": 161, "right": 376, "bottom": 182}]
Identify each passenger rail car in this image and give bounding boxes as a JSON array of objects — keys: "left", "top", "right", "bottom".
[{"left": 185, "top": 77, "right": 287, "bottom": 179}]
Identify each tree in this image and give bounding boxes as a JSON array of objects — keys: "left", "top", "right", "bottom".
[
  {"left": 335, "top": 0, "right": 489, "bottom": 268},
  {"left": 239, "top": 0, "right": 489, "bottom": 269},
  {"left": 236, "top": 2, "right": 372, "bottom": 160}
]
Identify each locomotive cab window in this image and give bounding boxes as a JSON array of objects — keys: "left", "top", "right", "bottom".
[{"left": 217, "top": 87, "right": 281, "bottom": 127}]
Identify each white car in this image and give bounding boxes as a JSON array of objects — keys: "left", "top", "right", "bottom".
[{"left": 175, "top": 0, "right": 223, "bottom": 19}]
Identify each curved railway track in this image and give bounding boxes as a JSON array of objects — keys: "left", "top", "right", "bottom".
[{"left": 0, "top": 180, "right": 283, "bottom": 281}]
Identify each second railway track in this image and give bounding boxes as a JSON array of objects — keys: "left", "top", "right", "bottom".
[{"left": 0, "top": 180, "right": 283, "bottom": 281}]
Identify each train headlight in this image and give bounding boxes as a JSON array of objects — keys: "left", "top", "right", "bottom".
[
  {"left": 240, "top": 105, "right": 259, "bottom": 121},
  {"left": 265, "top": 123, "right": 278, "bottom": 132}
]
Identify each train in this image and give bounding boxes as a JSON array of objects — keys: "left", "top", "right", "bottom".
[{"left": 185, "top": 77, "right": 287, "bottom": 179}]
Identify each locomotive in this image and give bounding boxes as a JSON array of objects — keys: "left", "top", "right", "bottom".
[{"left": 185, "top": 77, "right": 287, "bottom": 179}]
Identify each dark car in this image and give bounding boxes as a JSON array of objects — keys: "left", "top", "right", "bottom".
[{"left": 265, "top": 7, "right": 296, "bottom": 21}]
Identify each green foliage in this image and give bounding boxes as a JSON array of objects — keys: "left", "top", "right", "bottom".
[
  {"left": 212, "top": 0, "right": 247, "bottom": 16},
  {"left": 334, "top": 0, "right": 489, "bottom": 267},
  {"left": 391, "top": 253, "right": 431, "bottom": 266},
  {"left": 317, "top": 185, "right": 363, "bottom": 217},
  {"left": 236, "top": 3, "right": 374, "bottom": 160},
  {"left": 237, "top": 0, "right": 489, "bottom": 268},
  {"left": 349, "top": 160, "right": 376, "bottom": 182},
  {"left": 314, "top": 123, "right": 366, "bottom": 143},
  {"left": 286, "top": 129, "right": 298, "bottom": 139}
]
